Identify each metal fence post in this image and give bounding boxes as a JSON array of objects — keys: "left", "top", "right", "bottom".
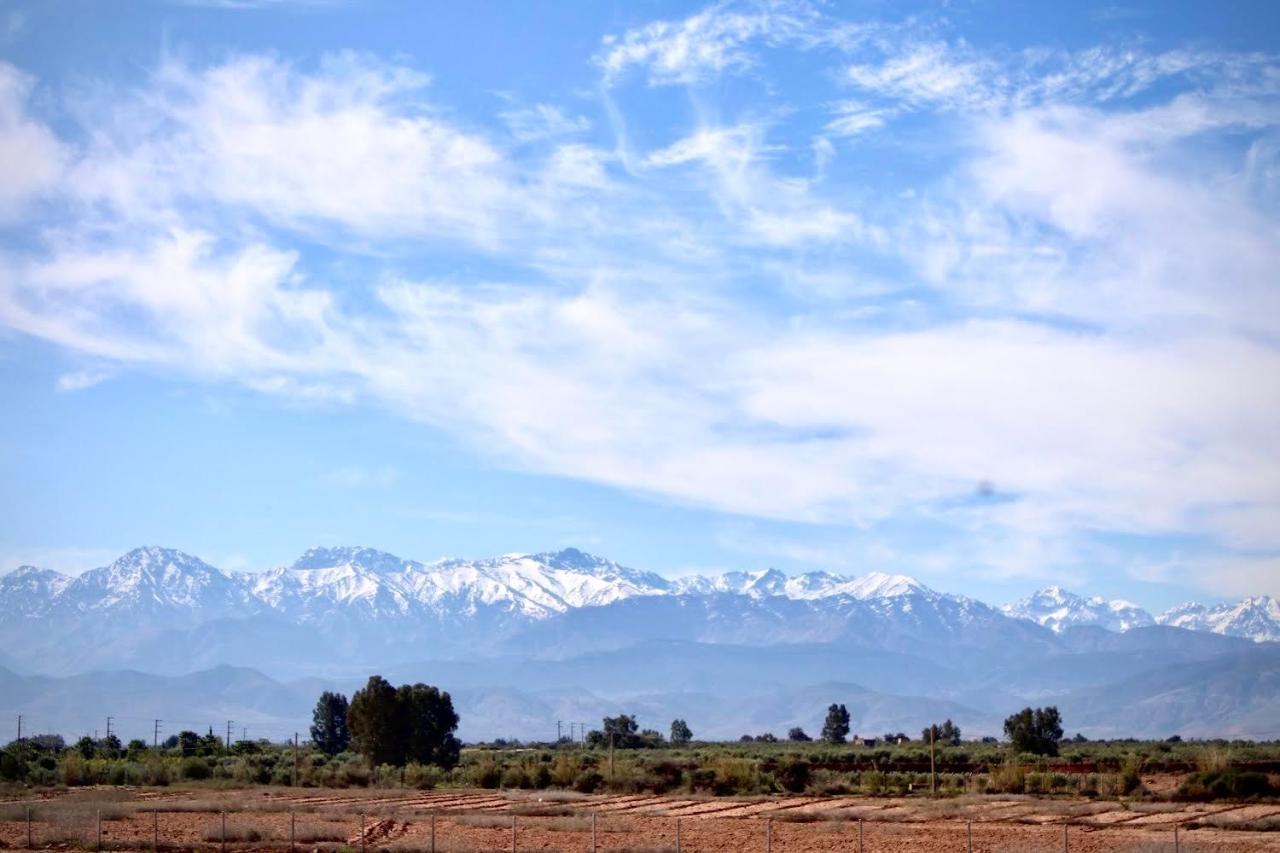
[
  {"left": 966, "top": 819, "right": 972, "bottom": 853},
  {"left": 430, "top": 813, "right": 436, "bottom": 853},
  {"left": 360, "top": 813, "right": 366, "bottom": 853},
  {"left": 858, "top": 818, "right": 863, "bottom": 853},
  {"left": 676, "top": 817, "right": 681, "bottom": 853},
  {"left": 511, "top": 814, "right": 517, "bottom": 852},
  {"left": 153, "top": 809, "right": 159, "bottom": 853},
  {"left": 592, "top": 812, "right": 597, "bottom": 853},
  {"left": 97, "top": 809, "right": 102, "bottom": 852},
  {"left": 1062, "top": 823, "right": 1068, "bottom": 852},
  {"left": 290, "top": 810, "right": 295, "bottom": 853},
  {"left": 220, "top": 810, "right": 226, "bottom": 853},
  {"left": 1175, "top": 824, "right": 1180, "bottom": 853},
  {"left": 768, "top": 817, "right": 773, "bottom": 852},
  {"left": 26, "top": 806, "right": 32, "bottom": 850}
]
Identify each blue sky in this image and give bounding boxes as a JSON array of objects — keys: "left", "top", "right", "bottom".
[{"left": 1, "top": 0, "right": 1278, "bottom": 611}]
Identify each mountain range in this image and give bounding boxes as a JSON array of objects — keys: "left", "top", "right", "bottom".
[{"left": 1, "top": 546, "right": 1278, "bottom": 741}]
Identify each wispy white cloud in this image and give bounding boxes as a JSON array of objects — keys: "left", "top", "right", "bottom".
[
  {"left": 55, "top": 369, "right": 111, "bottom": 392},
  {"left": 0, "top": 63, "right": 67, "bottom": 222},
  {"left": 500, "top": 103, "right": 590, "bottom": 142},
  {"left": 1, "top": 11, "right": 1279, "bottom": 598}
]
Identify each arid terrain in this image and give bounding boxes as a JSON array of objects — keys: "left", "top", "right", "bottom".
[{"left": 3, "top": 785, "right": 1280, "bottom": 852}]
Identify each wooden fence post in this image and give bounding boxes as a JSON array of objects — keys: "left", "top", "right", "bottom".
[
  {"left": 858, "top": 818, "right": 863, "bottom": 853},
  {"left": 220, "top": 810, "right": 226, "bottom": 853},
  {"left": 767, "top": 817, "right": 773, "bottom": 853},
  {"left": 153, "top": 809, "right": 159, "bottom": 853},
  {"left": 591, "top": 812, "right": 597, "bottom": 853},
  {"left": 290, "top": 810, "right": 295, "bottom": 853},
  {"left": 97, "top": 809, "right": 102, "bottom": 852},
  {"left": 26, "top": 806, "right": 32, "bottom": 850},
  {"left": 676, "top": 817, "right": 681, "bottom": 853},
  {"left": 511, "top": 814, "right": 517, "bottom": 852},
  {"left": 430, "top": 813, "right": 436, "bottom": 853}
]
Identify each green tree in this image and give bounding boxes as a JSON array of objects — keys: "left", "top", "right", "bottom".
[
  {"left": 787, "top": 727, "right": 812, "bottom": 742},
  {"left": 1003, "top": 706, "right": 1063, "bottom": 756},
  {"left": 75, "top": 736, "right": 96, "bottom": 759},
  {"left": 310, "top": 691, "right": 351, "bottom": 755},
  {"left": 398, "top": 683, "right": 462, "bottom": 769},
  {"left": 348, "top": 675, "right": 405, "bottom": 766},
  {"left": 670, "top": 719, "right": 693, "bottom": 745},
  {"left": 922, "top": 719, "right": 962, "bottom": 746},
  {"left": 821, "top": 703, "right": 850, "bottom": 744},
  {"left": 175, "top": 731, "right": 200, "bottom": 755}
]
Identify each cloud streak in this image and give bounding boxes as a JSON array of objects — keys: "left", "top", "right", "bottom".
[{"left": 1, "top": 5, "right": 1278, "bottom": 597}]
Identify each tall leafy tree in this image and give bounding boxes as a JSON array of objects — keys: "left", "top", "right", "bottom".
[
  {"left": 922, "top": 719, "right": 962, "bottom": 746},
  {"left": 1004, "top": 706, "right": 1064, "bottom": 756},
  {"left": 787, "top": 727, "right": 812, "bottom": 742},
  {"left": 821, "top": 703, "right": 851, "bottom": 744},
  {"left": 310, "top": 691, "right": 351, "bottom": 755},
  {"left": 669, "top": 719, "right": 692, "bottom": 745},
  {"left": 398, "top": 683, "right": 462, "bottom": 769},
  {"left": 348, "top": 675, "right": 405, "bottom": 766}
]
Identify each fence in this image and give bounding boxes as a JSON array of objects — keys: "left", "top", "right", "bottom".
[{"left": 0, "top": 805, "right": 1205, "bottom": 852}]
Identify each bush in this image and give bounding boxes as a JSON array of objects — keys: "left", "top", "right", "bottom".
[
  {"left": 404, "top": 762, "right": 441, "bottom": 789},
  {"left": 987, "top": 761, "right": 1026, "bottom": 794},
  {"left": 777, "top": 759, "right": 811, "bottom": 793},
  {"left": 573, "top": 769, "right": 604, "bottom": 793},
  {"left": 180, "top": 756, "right": 212, "bottom": 780},
  {"left": 1177, "top": 769, "right": 1275, "bottom": 801}
]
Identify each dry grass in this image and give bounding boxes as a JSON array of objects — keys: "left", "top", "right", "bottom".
[
  {"left": 453, "top": 813, "right": 516, "bottom": 828},
  {"left": 199, "top": 818, "right": 273, "bottom": 842},
  {"left": 292, "top": 819, "right": 350, "bottom": 842}
]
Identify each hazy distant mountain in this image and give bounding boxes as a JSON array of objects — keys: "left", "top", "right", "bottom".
[
  {"left": 3, "top": 545, "right": 1279, "bottom": 739},
  {"left": 1003, "top": 586, "right": 1156, "bottom": 633},
  {"left": 1158, "top": 596, "right": 1280, "bottom": 644}
]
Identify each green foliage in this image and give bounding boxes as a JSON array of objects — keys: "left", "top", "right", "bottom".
[
  {"left": 787, "top": 727, "right": 811, "bottom": 742},
  {"left": 821, "top": 703, "right": 850, "bottom": 744},
  {"left": 310, "top": 690, "right": 351, "bottom": 755},
  {"left": 670, "top": 718, "right": 692, "bottom": 745},
  {"left": 346, "top": 675, "right": 461, "bottom": 768},
  {"left": 922, "top": 719, "right": 962, "bottom": 746},
  {"left": 1177, "top": 768, "right": 1276, "bottom": 801},
  {"left": 1003, "top": 706, "right": 1064, "bottom": 756}
]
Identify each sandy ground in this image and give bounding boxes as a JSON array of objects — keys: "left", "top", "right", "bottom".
[{"left": 2, "top": 786, "right": 1279, "bottom": 852}]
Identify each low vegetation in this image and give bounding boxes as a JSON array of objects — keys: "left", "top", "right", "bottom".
[{"left": 2, "top": 690, "right": 1278, "bottom": 807}]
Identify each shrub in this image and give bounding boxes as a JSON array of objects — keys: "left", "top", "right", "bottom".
[
  {"left": 573, "top": 770, "right": 604, "bottom": 793},
  {"left": 988, "top": 761, "right": 1026, "bottom": 794},
  {"left": 777, "top": 759, "right": 811, "bottom": 793},
  {"left": 404, "top": 762, "right": 441, "bottom": 789},
  {"left": 180, "top": 756, "right": 212, "bottom": 780},
  {"left": 1177, "top": 769, "right": 1275, "bottom": 801}
]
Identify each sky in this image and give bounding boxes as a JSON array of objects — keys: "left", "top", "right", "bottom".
[{"left": 0, "top": 0, "right": 1277, "bottom": 611}]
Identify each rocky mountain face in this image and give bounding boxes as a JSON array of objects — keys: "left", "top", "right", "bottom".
[{"left": 2, "top": 546, "right": 1277, "bottom": 739}]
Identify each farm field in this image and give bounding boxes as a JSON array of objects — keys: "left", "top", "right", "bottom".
[{"left": 3, "top": 786, "right": 1280, "bottom": 852}]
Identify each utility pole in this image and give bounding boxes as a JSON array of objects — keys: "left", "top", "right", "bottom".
[
  {"left": 16, "top": 714, "right": 21, "bottom": 742},
  {"left": 556, "top": 721, "right": 562, "bottom": 743},
  {"left": 226, "top": 720, "right": 234, "bottom": 750},
  {"left": 929, "top": 726, "right": 936, "bottom": 795},
  {"left": 154, "top": 720, "right": 162, "bottom": 749},
  {"left": 242, "top": 727, "right": 246, "bottom": 742},
  {"left": 106, "top": 717, "right": 113, "bottom": 742},
  {"left": 293, "top": 733, "right": 299, "bottom": 786}
]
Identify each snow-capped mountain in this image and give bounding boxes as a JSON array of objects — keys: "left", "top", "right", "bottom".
[
  {"left": 1158, "top": 596, "right": 1280, "bottom": 644},
  {"left": 2, "top": 546, "right": 1276, "bottom": 681},
  {"left": 1003, "top": 586, "right": 1156, "bottom": 634}
]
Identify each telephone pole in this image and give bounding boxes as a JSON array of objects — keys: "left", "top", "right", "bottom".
[
  {"left": 16, "top": 715, "right": 21, "bottom": 742},
  {"left": 106, "top": 717, "right": 113, "bottom": 742},
  {"left": 226, "top": 720, "right": 234, "bottom": 750},
  {"left": 556, "top": 721, "right": 562, "bottom": 743},
  {"left": 293, "top": 733, "right": 299, "bottom": 786},
  {"left": 154, "top": 720, "right": 162, "bottom": 749}
]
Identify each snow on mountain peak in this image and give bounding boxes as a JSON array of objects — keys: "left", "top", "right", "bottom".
[
  {"left": 1158, "top": 595, "right": 1280, "bottom": 643},
  {"left": 1003, "top": 586, "right": 1155, "bottom": 634}
]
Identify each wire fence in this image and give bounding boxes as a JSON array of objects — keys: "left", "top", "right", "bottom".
[{"left": 0, "top": 805, "right": 1211, "bottom": 853}]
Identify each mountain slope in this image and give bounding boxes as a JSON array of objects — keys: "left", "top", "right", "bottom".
[
  {"left": 1158, "top": 596, "right": 1280, "bottom": 643},
  {"left": 1003, "top": 586, "right": 1155, "bottom": 633}
]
